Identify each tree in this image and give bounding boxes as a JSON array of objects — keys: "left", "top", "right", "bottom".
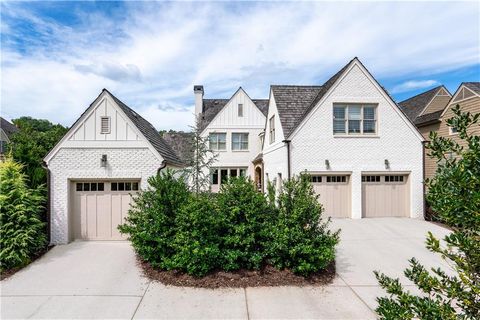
[
  {"left": 374, "top": 105, "right": 480, "bottom": 319},
  {"left": 8, "top": 117, "right": 68, "bottom": 189},
  {"left": 183, "top": 115, "right": 217, "bottom": 193},
  {"left": 0, "top": 157, "right": 47, "bottom": 271}
]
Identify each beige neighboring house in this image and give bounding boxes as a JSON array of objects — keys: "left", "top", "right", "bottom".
[{"left": 399, "top": 82, "right": 480, "bottom": 180}]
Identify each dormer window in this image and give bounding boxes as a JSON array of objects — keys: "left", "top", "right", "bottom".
[
  {"left": 100, "top": 117, "right": 111, "bottom": 134},
  {"left": 238, "top": 104, "right": 243, "bottom": 117}
]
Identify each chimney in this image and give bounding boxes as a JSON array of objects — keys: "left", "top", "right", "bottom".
[{"left": 194, "top": 85, "right": 204, "bottom": 116}]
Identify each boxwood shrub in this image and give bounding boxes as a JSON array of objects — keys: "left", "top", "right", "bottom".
[{"left": 119, "top": 171, "right": 339, "bottom": 277}]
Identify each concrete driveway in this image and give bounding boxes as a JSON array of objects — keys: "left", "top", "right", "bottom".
[{"left": 1, "top": 218, "right": 450, "bottom": 319}]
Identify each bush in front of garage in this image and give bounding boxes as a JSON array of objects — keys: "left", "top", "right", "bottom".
[
  {"left": 0, "top": 157, "right": 47, "bottom": 272},
  {"left": 119, "top": 170, "right": 339, "bottom": 277}
]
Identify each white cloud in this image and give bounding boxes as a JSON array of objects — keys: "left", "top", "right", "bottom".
[
  {"left": 390, "top": 80, "right": 440, "bottom": 94},
  {"left": 1, "top": 1, "right": 479, "bottom": 130}
]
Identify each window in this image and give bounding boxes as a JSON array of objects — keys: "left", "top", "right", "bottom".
[
  {"left": 238, "top": 104, "right": 243, "bottom": 117},
  {"left": 111, "top": 181, "right": 139, "bottom": 191},
  {"left": 333, "top": 104, "right": 377, "bottom": 135},
  {"left": 310, "top": 175, "right": 322, "bottom": 183},
  {"left": 239, "top": 168, "right": 246, "bottom": 177},
  {"left": 232, "top": 133, "right": 249, "bottom": 150},
  {"left": 211, "top": 169, "right": 219, "bottom": 185},
  {"left": 269, "top": 116, "right": 276, "bottom": 143},
  {"left": 100, "top": 117, "right": 110, "bottom": 134},
  {"left": 230, "top": 169, "right": 238, "bottom": 177},
  {"left": 450, "top": 126, "right": 458, "bottom": 135},
  {"left": 210, "top": 168, "right": 248, "bottom": 185},
  {"left": 385, "top": 175, "right": 404, "bottom": 183},
  {"left": 362, "top": 175, "right": 381, "bottom": 182},
  {"left": 326, "top": 176, "right": 347, "bottom": 183},
  {"left": 209, "top": 133, "right": 226, "bottom": 151},
  {"left": 220, "top": 169, "right": 228, "bottom": 183}
]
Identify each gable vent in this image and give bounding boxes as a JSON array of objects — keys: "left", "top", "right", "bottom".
[{"left": 100, "top": 117, "right": 110, "bottom": 134}]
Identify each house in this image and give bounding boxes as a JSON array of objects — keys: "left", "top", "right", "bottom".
[
  {"left": 400, "top": 82, "right": 480, "bottom": 180},
  {"left": 194, "top": 86, "right": 269, "bottom": 192},
  {"left": 44, "top": 89, "right": 184, "bottom": 244},
  {"left": 261, "top": 58, "right": 425, "bottom": 219},
  {"left": 0, "top": 117, "right": 19, "bottom": 160}
]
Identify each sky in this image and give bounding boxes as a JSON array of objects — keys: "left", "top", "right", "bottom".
[{"left": 1, "top": 1, "right": 479, "bottom": 131}]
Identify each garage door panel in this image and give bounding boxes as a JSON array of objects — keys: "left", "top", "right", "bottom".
[
  {"left": 312, "top": 174, "right": 351, "bottom": 218},
  {"left": 96, "top": 194, "right": 112, "bottom": 239},
  {"left": 111, "top": 195, "right": 123, "bottom": 239},
  {"left": 362, "top": 175, "right": 409, "bottom": 218},
  {"left": 86, "top": 195, "right": 97, "bottom": 238}
]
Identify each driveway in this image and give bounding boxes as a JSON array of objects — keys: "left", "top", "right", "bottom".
[{"left": 1, "top": 218, "right": 451, "bottom": 319}]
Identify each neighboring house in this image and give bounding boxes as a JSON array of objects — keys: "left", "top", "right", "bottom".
[
  {"left": 400, "top": 82, "right": 480, "bottom": 180},
  {"left": 0, "top": 117, "right": 19, "bottom": 159},
  {"left": 44, "top": 89, "right": 184, "bottom": 244},
  {"left": 162, "top": 130, "right": 194, "bottom": 164},
  {"left": 194, "top": 86, "right": 269, "bottom": 192},
  {"left": 262, "top": 58, "right": 425, "bottom": 219}
]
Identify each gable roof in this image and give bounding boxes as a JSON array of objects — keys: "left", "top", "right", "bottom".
[
  {"left": 414, "top": 110, "right": 444, "bottom": 126},
  {"left": 398, "top": 86, "right": 445, "bottom": 121},
  {"left": 104, "top": 90, "right": 184, "bottom": 166},
  {"left": 0, "top": 117, "right": 19, "bottom": 138},
  {"left": 463, "top": 82, "right": 480, "bottom": 95},
  {"left": 199, "top": 87, "right": 268, "bottom": 131},
  {"left": 161, "top": 131, "right": 194, "bottom": 164},
  {"left": 271, "top": 58, "right": 356, "bottom": 138}
]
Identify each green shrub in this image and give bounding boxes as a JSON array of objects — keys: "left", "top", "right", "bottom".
[
  {"left": 169, "top": 193, "right": 222, "bottom": 276},
  {"left": 374, "top": 105, "right": 480, "bottom": 319},
  {"left": 216, "top": 177, "right": 272, "bottom": 270},
  {"left": 0, "top": 157, "right": 47, "bottom": 271},
  {"left": 267, "top": 175, "right": 340, "bottom": 276},
  {"left": 118, "top": 169, "right": 190, "bottom": 269}
]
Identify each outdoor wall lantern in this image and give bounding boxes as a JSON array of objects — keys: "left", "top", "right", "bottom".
[
  {"left": 101, "top": 154, "right": 107, "bottom": 167},
  {"left": 325, "top": 159, "right": 330, "bottom": 170},
  {"left": 384, "top": 159, "right": 390, "bottom": 169}
]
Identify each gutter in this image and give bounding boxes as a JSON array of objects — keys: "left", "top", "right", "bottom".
[
  {"left": 282, "top": 139, "right": 291, "bottom": 180},
  {"left": 41, "top": 161, "right": 51, "bottom": 244},
  {"left": 157, "top": 160, "right": 167, "bottom": 175}
]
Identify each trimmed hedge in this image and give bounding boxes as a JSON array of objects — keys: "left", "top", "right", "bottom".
[{"left": 119, "top": 170, "right": 339, "bottom": 277}]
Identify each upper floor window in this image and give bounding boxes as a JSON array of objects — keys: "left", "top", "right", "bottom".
[
  {"left": 238, "top": 104, "right": 244, "bottom": 117},
  {"left": 449, "top": 126, "right": 458, "bottom": 135},
  {"left": 209, "top": 133, "right": 226, "bottom": 151},
  {"left": 269, "top": 116, "right": 275, "bottom": 143},
  {"left": 232, "top": 133, "right": 249, "bottom": 150},
  {"left": 100, "top": 117, "right": 111, "bottom": 134},
  {"left": 333, "top": 104, "right": 377, "bottom": 135}
]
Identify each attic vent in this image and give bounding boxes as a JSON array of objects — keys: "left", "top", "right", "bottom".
[{"left": 100, "top": 117, "right": 111, "bottom": 134}]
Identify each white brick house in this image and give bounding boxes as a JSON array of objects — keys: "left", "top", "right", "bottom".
[
  {"left": 263, "top": 58, "right": 425, "bottom": 219},
  {"left": 194, "top": 86, "right": 268, "bottom": 192},
  {"left": 44, "top": 89, "right": 184, "bottom": 244}
]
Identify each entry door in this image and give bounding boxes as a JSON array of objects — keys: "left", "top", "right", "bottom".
[
  {"left": 311, "top": 174, "right": 351, "bottom": 218},
  {"left": 362, "top": 174, "right": 409, "bottom": 217},
  {"left": 72, "top": 181, "right": 139, "bottom": 240}
]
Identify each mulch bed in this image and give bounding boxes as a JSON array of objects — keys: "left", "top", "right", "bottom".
[
  {"left": 138, "top": 257, "right": 336, "bottom": 288},
  {"left": 0, "top": 245, "right": 54, "bottom": 281}
]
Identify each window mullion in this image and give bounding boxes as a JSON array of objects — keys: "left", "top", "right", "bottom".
[{"left": 360, "top": 106, "right": 364, "bottom": 134}]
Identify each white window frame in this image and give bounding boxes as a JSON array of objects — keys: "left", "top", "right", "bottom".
[
  {"left": 333, "top": 104, "right": 377, "bottom": 136},
  {"left": 209, "top": 132, "right": 227, "bottom": 151},
  {"left": 100, "top": 116, "right": 111, "bottom": 134},
  {"left": 449, "top": 126, "right": 458, "bottom": 135},
  {"left": 238, "top": 104, "right": 244, "bottom": 117},
  {"left": 269, "top": 115, "right": 275, "bottom": 143},
  {"left": 210, "top": 167, "right": 248, "bottom": 186},
  {"left": 232, "top": 132, "right": 249, "bottom": 151}
]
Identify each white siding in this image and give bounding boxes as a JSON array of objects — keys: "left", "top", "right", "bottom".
[{"left": 289, "top": 63, "right": 424, "bottom": 219}]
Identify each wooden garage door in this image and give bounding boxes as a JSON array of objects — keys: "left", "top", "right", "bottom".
[
  {"left": 72, "top": 181, "right": 139, "bottom": 240},
  {"left": 362, "top": 175, "right": 409, "bottom": 218},
  {"left": 311, "top": 175, "right": 351, "bottom": 218}
]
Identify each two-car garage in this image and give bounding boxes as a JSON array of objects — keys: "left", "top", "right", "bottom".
[{"left": 311, "top": 172, "right": 410, "bottom": 218}]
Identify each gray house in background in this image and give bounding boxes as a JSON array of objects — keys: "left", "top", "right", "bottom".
[{"left": 0, "top": 117, "right": 19, "bottom": 159}]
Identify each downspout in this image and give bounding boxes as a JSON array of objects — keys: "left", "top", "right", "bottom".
[
  {"left": 41, "top": 161, "right": 51, "bottom": 244},
  {"left": 283, "top": 139, "right": 291, "bottom": 180},
  {"left": 421, "top": 141, "right": 427, "bottom": 220},
  {"left": 157, "top": 160, "right": 167, "bottom": 175}
]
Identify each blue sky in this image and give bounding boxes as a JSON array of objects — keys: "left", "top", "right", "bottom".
[{"left": 1, "top": 1, "right": 479, "bottom": 130}]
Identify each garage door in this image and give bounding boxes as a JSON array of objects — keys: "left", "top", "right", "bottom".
[
  {"left": 311, "top": 174, "right": 351, "bottom": 218},
  {"left": 362, "top": 174, "right": 409, "bottom": 218},
  {"left": 72, "top": 181, "right": 140, "bottom": 240}
]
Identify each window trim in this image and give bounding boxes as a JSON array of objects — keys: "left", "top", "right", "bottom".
[
  {"left": 209, "top": 132, "right": 227, "bottom": 151},
  {"left": 100, "top": 116, "right": 111, "bottom": 134},
  {"left": 231, "top": 132, "right": 249, "bottom": 151},
  {"left": 333, "top": 103, "right": 377, "bottom": 136},
  {"left": 449, "top": 126, "right": 458, "bottom": 135}
]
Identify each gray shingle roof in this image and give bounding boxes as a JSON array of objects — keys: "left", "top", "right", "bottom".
[
  {"left": 161, "top": 131, "right": 194, "bottom": 164},
  {"left": 271, "top": 58, "right": 355, "bottom": 138},
  {"left": 398, "top": 86, "right": 443, "bottom": 121},
  {"left": 0, "top": 117, "right": 19, "bottom": 138},
  {"left": 414, "top": 110, "right": 443, "bottom": 126},
  {"left": 463, "top": 82, "right": 480, "bottom": 94},
  {"left": 105, "top": 90, "right": 184, "bottom": 166},
  {"left": 198, "top": 88, "right": 269, "bottom": 131}
]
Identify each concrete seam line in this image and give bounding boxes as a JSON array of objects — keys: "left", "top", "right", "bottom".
[
  {"left": 131, "top": 280, "right": 151, "bottom": 320},
  {"left": 244, "top": 288, "right": 250, "bottom": 320},
  {"left": 27, "top": 295, "right": 53, "bottom": 319},
  {"left": 337, "top": 273, "right": 376, "bottom": 313}
]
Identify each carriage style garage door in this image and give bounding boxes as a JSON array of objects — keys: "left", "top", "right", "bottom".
[
  {"left": 71, "top": 181, "right": 140, "bottom": 240},
  {"left": 362, "top": 174, "right": 409, "bottom": 218},
  {"left": 311, "top": 174, "right": 351, "bottom": 218}
]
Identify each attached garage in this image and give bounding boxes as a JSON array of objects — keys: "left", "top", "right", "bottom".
[
  {"left": 362, "top": 174, "right": 410, "bottom": 218},
  {"left": 311, "top": 174, "right": 351, "bottom": 218},
  {"left": 71, "top": 181, "right": 140, "bottom": 240}
]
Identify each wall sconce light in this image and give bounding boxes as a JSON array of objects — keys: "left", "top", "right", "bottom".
[
  {"left": 384, "top": 159, "right": 390, "bottom": 169},
  {"left": 325, "top": 159, "right": 330, "bottom": 170},
  {"left": 101, "top": 154, "right": 107, "bottom": 167}
]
